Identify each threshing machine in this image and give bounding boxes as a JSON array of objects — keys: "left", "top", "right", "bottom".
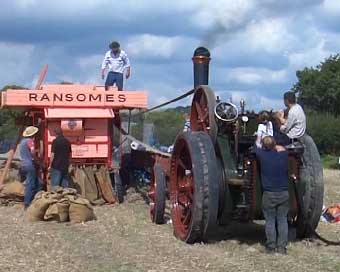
[{"left": 0, "top": 67, "right": 147, "bottom": 203}]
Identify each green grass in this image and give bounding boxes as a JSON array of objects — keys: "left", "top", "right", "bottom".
[{"left": 321, "top": 154, "right": 339, "bottom": 169}]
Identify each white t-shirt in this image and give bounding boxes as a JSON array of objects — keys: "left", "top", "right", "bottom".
[
  {"left": 256, "top": 121, "right": 273, "bottom": 147},
  {"left": 101, "top": 50, "right": 130, "bottom": 74},
  {"left": 280, "top": 104, "right": 306, "bottom": 139}
]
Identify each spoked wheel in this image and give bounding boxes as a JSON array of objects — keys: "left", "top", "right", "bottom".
[
  {"left": 190, "top": 86, "right": 217, "bottom": 142},
  {"left": 295, "top": 135, "right": 324, "bottom": 238},
  {"left": 149, "top": 164, "right": 166, "bottom": 224},
  {"left": 170, "top": 132, "right": 220, "bottom": 243},
  {"left": 114, "top": 172, "right": 124, "bottom": 204}
]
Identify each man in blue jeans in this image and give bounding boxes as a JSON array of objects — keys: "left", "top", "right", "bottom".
[
  {"left": 49, "top": 127, "right": 72, "bottom": 188},
  {"left": 101, "top": 41, "right": 131, "bottom": 91},
  {"left": 255, "top": 136, "right": 289, "bottom": 254},
  {"left": 19, "top": 126, "right": 42, "bottom": 208}
]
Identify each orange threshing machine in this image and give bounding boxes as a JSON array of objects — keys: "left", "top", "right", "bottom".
[{"left": 0, "top": 67, "right": 147, "bottom": 203}]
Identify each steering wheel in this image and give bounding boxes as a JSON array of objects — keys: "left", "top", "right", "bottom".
[{"left": 214, "top": 102, "right": 239, "bottom": 122}]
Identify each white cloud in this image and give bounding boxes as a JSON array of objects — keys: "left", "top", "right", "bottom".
[
  {"left": 242, "top": 18, "right": 296, "bottom": 54},
  {"left": 322, "top": 0, "right": 340, "bottom": 14},
  {"left": 225, "top": 67, "right": 287, "bottom": 85},
  {"left": 216, "top": 90, "right": 283, "bottom": 111},
  {"left": 126, "top": 34, "right": 193, "bottom": 59},
  {"left": 0, "top": 42, "right": 35, "bottom": 87},
  {"left": 16, "top": 0, "right": 37, "bottom": 8},
  {"left": 77, "top": 54, "right": 102, "bottom": 70},
  {"left": 288, "top": 39, "right": 332, "bottom": 70}
]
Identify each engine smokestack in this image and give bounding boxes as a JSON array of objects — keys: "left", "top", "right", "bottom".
[{"left": 192, "top": 47, "right": 211, "bottom": 88}]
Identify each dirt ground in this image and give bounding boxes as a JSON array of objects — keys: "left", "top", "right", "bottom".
[{"left": 0, "top": 170, "right": 339, "bottom": 272}]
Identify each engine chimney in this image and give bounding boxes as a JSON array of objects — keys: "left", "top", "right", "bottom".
[{"left": 192, "top": 47, "right": 211, "bottom": 88}]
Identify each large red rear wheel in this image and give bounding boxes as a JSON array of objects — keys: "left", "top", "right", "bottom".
[
  {"left": 170, "top": 132, "right": 220, "bottom": 243},
  {"left": 190, "top": 86, "right": 217, "bottom": 142}
]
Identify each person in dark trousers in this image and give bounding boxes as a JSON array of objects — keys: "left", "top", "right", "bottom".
[
  {"left": 49, "top": 127, "right": 72, "bottom": 188},
  {"left": 19, "top": 126, "right": 42, "bottom": 208},
  {"left": 255, "top": 136, "right": 289, "bottom": 254},
  {"left": 101, "top": 41, "right": 131, "bottom": 91}
]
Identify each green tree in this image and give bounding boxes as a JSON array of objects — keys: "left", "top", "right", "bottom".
[
  {"left": 0, "top": 85, "right": 26, "bottom": 140},
  {"left": 293, "top": 55, "right": 340, "bottom": 116}
]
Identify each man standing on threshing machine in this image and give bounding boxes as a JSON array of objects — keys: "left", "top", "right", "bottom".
[
  {"left": 19, "top": 126, "right": 42, "bottom": 208},
  {"left": 49, "top": 127, "right": 72, "bottom": 189},
  {"left": 255, "top": 136, "right": 289, "bottom": 254},
  {"left": 101, "top": 41, "right": 131, "bottom": 91},
  {"left": 278, "top": 91, "right": 306, "bottom": 140}
]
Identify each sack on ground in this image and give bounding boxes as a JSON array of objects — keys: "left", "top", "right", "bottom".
[
  {"left": 26, "top": 192, "right": 57, "bottom": 222},
  {"left": 57, "top": 198, "right": 70, "bottom": 222},
  {"left": 69, "top": 197, "right": 96, "bottom": 223},
  {"left": 1, "top": 181, "right": 25, "bottom": 198},
  {"left": 44, "top": 203, "right": 59, "bottom": 221}
]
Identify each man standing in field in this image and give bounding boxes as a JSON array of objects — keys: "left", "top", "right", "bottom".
[
  {"left": 255, "top": 136, "right": 289, "bottom": 254},
  {"left": 49, "top": 127, "right": 72, "bottom": 188},
  {"left": 101, "top": 41, "right": 131, "bottom": 91},
  {"left": 19, "top": 126, "right": 42, "bottom": 208}
]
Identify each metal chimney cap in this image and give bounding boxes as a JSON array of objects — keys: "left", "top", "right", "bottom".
[{"left": 193, "top": 47, "right": 210, "bottom": 57}]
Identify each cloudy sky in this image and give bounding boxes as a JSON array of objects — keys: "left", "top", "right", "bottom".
[{"left": 1, "top": 0, "right": 340, "bottom": 110}]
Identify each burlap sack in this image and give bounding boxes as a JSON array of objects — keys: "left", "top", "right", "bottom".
[
  {"left": 69, "top": 197, "right": 96, "bottom": 223},
  {"left": 44, "top": 203, "right": 59, "bottom": 221},
  {"left": 26, "top": 193, "right": 57, "bottom": 222},
  {"left": 62, "top": 188, "right": 78, "bottom": 197},
  {"left": 57, "top": 198, "right": 70, "bottom": 222},
  {"left": 1, "top": 181, "right": 25, "bottom": 198},
  {"left": 45, "top": 191, "right": 63, "bottom": 200}
]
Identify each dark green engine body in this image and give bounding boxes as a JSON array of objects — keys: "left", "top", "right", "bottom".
[{"left": 215, "top": 113, "right": 302, "bottom": 224}]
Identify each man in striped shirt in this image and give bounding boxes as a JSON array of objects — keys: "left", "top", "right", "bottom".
[{"left": 101, "top": 41, "right": 131, "bottom": 91}]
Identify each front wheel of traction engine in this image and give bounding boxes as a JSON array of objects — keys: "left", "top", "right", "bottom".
[{"left": 170, "top": 132, "right": 220, "bottom": 244}]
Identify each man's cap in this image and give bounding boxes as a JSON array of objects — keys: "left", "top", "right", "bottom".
[
  {"left": 23, "top": 126, "right": 39, "bottom": 137},
  {"left": 109, "top": 41, "right": 120, "bottom": 49}
]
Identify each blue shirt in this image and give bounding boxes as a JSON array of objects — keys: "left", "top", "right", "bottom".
[
  {"left": 255, "top": 148, "right": 289, "bottom": 192},
  {"left": 19, "top": 138, "right": 34, "bottom": 167}
]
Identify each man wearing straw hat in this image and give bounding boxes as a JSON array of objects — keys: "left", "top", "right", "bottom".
[{"left": 19, "top": 126, "right": 41, "bottom": 208}]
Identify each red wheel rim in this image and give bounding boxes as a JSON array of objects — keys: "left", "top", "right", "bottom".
[{"left": 170, "top": 138, "right": 194, "bottom": 240}]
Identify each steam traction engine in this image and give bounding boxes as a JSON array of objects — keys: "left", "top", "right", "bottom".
[{"left": 150, "top": 47, "right": 324, "bottom": 243}]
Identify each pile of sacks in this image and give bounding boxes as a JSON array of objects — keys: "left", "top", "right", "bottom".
[{"left": 26, "top": 187, "right": 96, "bottom": 223}]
